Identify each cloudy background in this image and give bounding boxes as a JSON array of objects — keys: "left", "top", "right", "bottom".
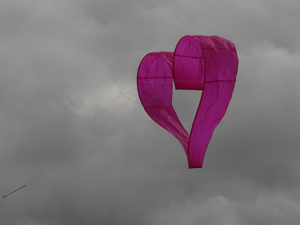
[{"left": 0, "top": 0, "right": 300, "bottom": 224}]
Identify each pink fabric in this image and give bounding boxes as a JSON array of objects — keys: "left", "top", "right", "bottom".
[
  {"left": 137, "top": 36, "right": 238, "bottom": 168},
  {"left": 137, "top": 52, "right": 189, "bottom": 151}
]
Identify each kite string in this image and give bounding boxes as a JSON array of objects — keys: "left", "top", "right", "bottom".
[
  {"left": 30, "top": 82, "right": 173, "bottom": 182},
  {"left": 24, "top": 74, "right": 139, "bottom": 186},
  {"left": 7, "top": 83, "right": 189, "bottom": 188},
  {"left": 29, "top": 124, "right": 187, "bottom": 185},
  {"left": 119, "top": 71, "right": 136, "bottom": 94},
  {"left": 26, "top": 94, "right": 138, "bottom": 186},
  {"left": 2, "top": 74, "right": 138, "bottom": 198},
  {"left": 57, "top": 87, "right": 167, "bottom": 164},
  {"left": 119, "top": 93, "right": 140, "bottom": 105},
  {"left": 27, "top": 81, "right": 168, "bottom": 186},
  {"left": 4, "top": 74, "right": 190, "bottom": 197}
]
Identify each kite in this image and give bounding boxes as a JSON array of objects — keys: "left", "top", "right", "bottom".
[{"left": 137, "top": 35, "right": 238, "bottom": 168}]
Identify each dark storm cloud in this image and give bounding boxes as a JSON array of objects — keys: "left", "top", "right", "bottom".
[{"left": 1, "top": 0, "right": 300, "bottom": 224}]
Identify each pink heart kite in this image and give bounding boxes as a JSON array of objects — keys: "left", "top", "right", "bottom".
[{"left": 137, "top": 35, "right": 238, "bottom": 168}]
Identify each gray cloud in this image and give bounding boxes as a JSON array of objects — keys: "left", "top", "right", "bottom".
[{"left": 1, "top": 0, "right": 300, "bottom": 224}]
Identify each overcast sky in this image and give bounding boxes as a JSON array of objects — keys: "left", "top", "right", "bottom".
[{"left": 0, "top": 0, "right": 300, "bottom": 224}]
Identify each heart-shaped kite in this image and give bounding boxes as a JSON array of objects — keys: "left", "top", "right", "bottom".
[{"left": 137, "top": 35, "right": 239, "bottom": 168}]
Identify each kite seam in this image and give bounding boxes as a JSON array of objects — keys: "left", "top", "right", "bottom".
[
  {"left": 174, "top": 54, "right": 204, "bottom": 59},
  {"left": 205, "top": 79, "right": 236, "bottom": 83},
  {"left": 144, "top": 105, "right": 172, "bottom": 109},
  {"left": 137, "top": 76, "right": 173, "bottom": 79}
]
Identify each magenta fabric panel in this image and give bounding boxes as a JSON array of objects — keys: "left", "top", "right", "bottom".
[
  {"left": 188, "top": 81, "right": 236, "bottom": 168},
  {"left": 174, "top": 35, "right": 238, "bottom": 168},
  {"left": 173, "top": 36, "right": 205, "bottom": 90},
  {"left": 137, "top": 52, "right": 189, "bottom": 153},
  {"left": 193, "top": 36, "right": 238, "bottom": 82}
]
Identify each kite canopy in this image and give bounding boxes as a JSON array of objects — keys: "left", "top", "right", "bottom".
[
  {"left": 137, "top": 35, "right": 239, "bottom": 168},
  {"left": 137, "top": 52, "right": 189, "bottom": 152}
]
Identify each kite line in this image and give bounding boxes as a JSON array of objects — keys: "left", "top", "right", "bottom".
[{"left": 1, "top": 73, "right": 182, "bottom": 198}]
